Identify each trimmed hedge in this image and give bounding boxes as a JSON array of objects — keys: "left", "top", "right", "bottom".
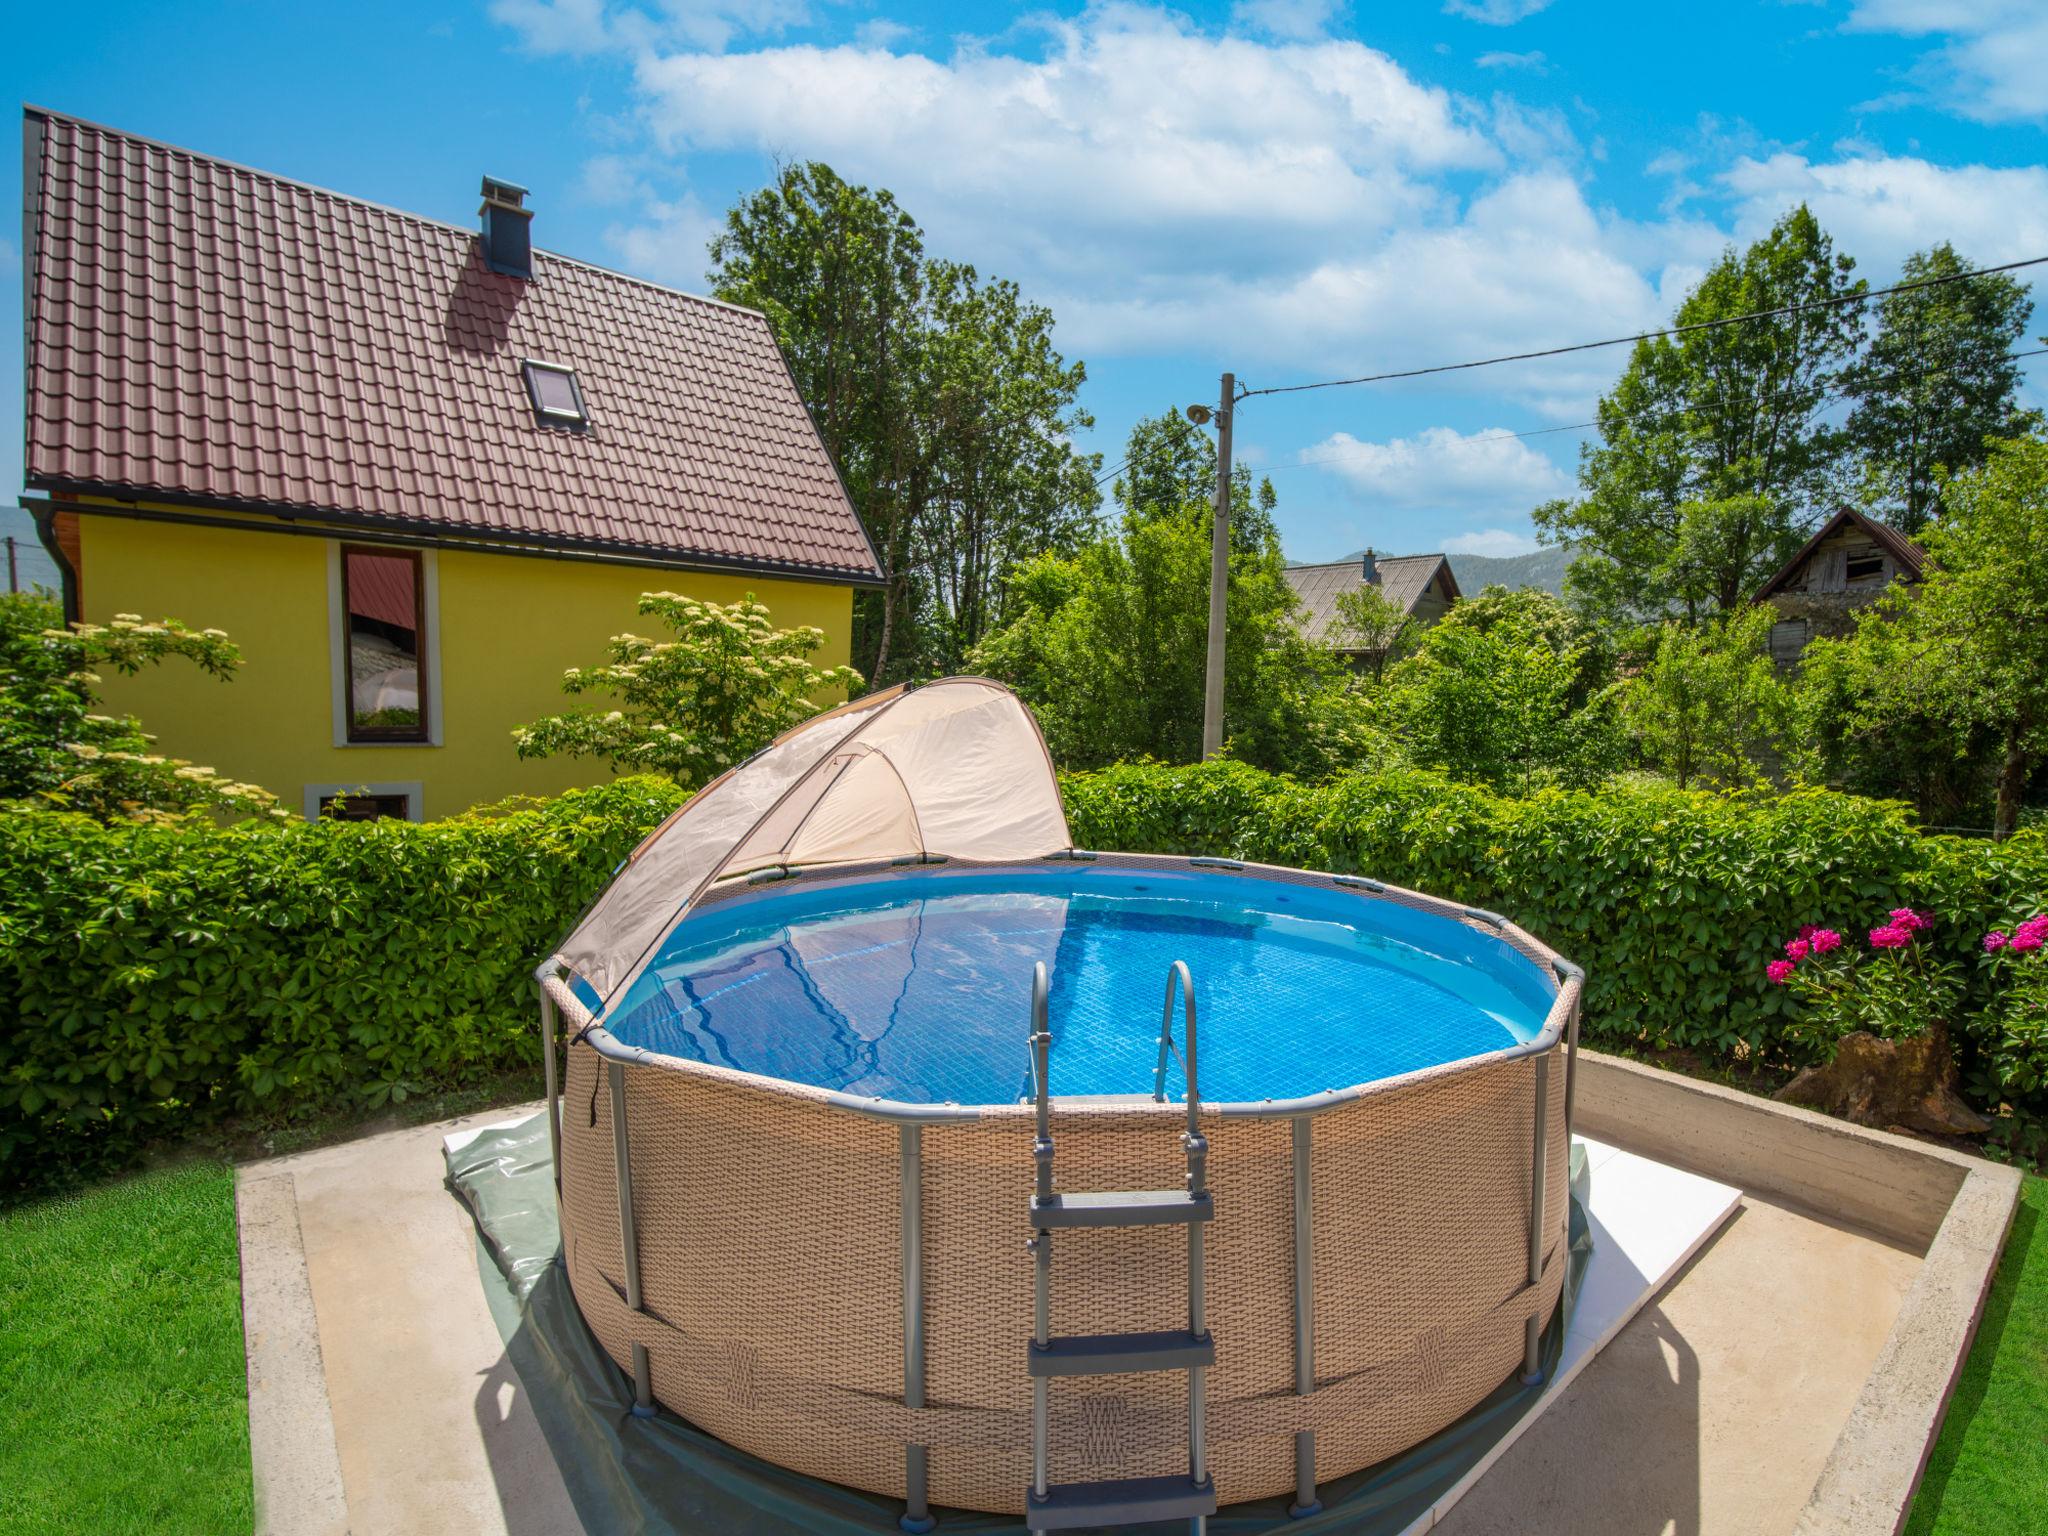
[
  {"left": 5, "top": 760, "right": 2047, "bottom": 1191},
  {"left": 0, "top": 778, "right": 685, "bottom": 1189}
]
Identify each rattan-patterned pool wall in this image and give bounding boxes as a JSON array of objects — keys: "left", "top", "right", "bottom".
[{"left": 541, "top": 854, "right": 1580, "bottom": 1517}]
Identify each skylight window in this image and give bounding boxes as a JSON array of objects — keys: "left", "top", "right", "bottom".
[{"left": 522, "top": 359, "right": 588, "bottom": 427}]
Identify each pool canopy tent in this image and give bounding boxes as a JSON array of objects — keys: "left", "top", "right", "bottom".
[{"left": 555, "top": 677, "right": 1072, "bottom": 1007}]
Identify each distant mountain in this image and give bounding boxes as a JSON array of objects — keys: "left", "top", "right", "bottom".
[
  {"left": 1444, "top": 545, "right": 1573, "bottom": 596},
  {"left": 1317, "top": 543, "right": 1575, "bottom": 597}
]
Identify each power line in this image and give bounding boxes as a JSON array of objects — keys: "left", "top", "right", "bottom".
[
  {"left": 1236, "top": 254, "right": 2048, "bottom": 402},
  {"left": 1257, "top": 344, "right": 2048, "bottom": 481},
  {"left": 1092, "top": 334, "right": 2046, "bottom": 496}
]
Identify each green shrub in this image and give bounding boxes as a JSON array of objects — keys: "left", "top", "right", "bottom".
[
  {"left": 9, "top": 758, "right": 2048, "bottom": 1191},
  {"left": 0, "top": 777, "right": 685, "bottom": 1191}
]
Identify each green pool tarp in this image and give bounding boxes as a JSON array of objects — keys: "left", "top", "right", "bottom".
[{"left": 446, "top": 1112, "right": 1590, "bottom": 1536}]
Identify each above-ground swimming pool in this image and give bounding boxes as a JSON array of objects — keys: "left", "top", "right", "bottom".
[
  {"left": 544, "top": 850, "right": 1581, "bottom": 1523},
  {"left": 600, "top": 864, "right": 1554, "bottom": 1108}
]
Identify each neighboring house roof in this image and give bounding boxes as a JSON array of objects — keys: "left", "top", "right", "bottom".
[
  {"left": 1754, "top": 508, "right": 1923, "bottom": 602},
  {"left": 1284, "top": 554, "right": 1461, "bottom": 648},
  {"left": 20, "top": 108, "right": 883, "bottom": 584}
]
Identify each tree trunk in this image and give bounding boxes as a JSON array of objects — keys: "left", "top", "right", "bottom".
[
  {"left": 1995, "top": 722, "right": 2027, "bottom": 841},
  {"left": 871, "top": 573, "right": 897, "bottom": 685}
]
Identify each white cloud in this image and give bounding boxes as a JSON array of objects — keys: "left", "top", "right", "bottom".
[
  {"left": 855, "top": 17, "right": 915, "bottom": 48},
  {"left": 1301, "top": 425, "right": 1572, "bottom": 510},
  {"left": 1231, "top": 0, "right": 1344, "bottom": 39},
  {"left": 1443, "top": 527, "right": 1543, "bottom": 555},
  {"left": 1847, "top": 1, "right": 2048, "bottom": 124},
  {"left": 1442, "top": 0, "right": 1552, "bottom": 25},
  {"left": 1722, "top": 152, "right": 2048, "bottom": 273},
  {"left": 577, "top": 153, "right": 650, "bottom": 205},
  {"left": 604, "top": 194, "right": 722, "bottom": 289},
  {"left": 1476, "top": 49, "right": 1547, "bottom": 71},
  {"left": 493, "top": 0, "right": 809, "bottom": 55}
]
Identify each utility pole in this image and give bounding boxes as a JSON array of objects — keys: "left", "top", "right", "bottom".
[
  {"left": 1201, "top": 372, "right": 1234, "bottom": 759},
  {"left": 3, "top": 537, "right": 15, "bottom": 595}
]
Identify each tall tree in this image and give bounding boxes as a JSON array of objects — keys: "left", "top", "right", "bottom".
[
  {"left": 1843, "top": 243, "right": 2036, "bottom": 535},
  {"left": 1867, "top": 435, "right": 2048, "bottom": 838},
  {"left": 969, "top": 412, "right": 1365, "bottom": 775},
  {"left": 709, "top": 163, "right": 923, "bottom": 674},
  {"left": 1622, "top": 607, "right": 1789, "bottom": 790},
  {"left": 1540, "top": 206, "right": 1867, "bottom": 623},
  {"left": 709, "top": 162, "right": 1098, "bottom": 684},
  {"left": 910, "top": 262, "right": 1100, "bottom": 669}
]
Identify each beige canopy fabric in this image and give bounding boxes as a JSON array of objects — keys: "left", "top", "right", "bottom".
[{"left": 554, "top": 677, "right": 1072, "bottom": 1007}]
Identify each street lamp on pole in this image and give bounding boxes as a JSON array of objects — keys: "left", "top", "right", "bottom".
[{"left": 1190, "top": 373, "right": 1235, "bottom": 760}]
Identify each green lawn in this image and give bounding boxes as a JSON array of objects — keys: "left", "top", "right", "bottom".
[
  {"left": 1907, "top": 1172, "right": 2048, "bottom": 1536},
  {"left": 0, "top": 1162, "right": 253, "bottom": 1536}
]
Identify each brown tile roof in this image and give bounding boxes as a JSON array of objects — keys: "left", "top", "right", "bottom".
[
  {"left": 21, "top": 109, "right": 883, "bottom": 584},
  {"left": 1753, "top": 507, "right": 1923, "bottom": 601},
  {"left": 1285, "top": 554, "right": 1459, "bottom": 648}
]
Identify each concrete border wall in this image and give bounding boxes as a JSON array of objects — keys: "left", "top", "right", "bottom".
[{"left": 1575, "top": 1051, "right": 2020, "bottom": 1536}]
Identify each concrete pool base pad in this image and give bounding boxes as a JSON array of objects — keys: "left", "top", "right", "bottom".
[
  {"left": 233, "top": 1061, "right": 2017, "bottom": 1535},
  {"left": 238, "top": 1103, "right": 1746, "bottom": 1536}
]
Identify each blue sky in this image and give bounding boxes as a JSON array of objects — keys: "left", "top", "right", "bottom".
[{"left": 4, "top": 0, "right": 2046, "bottom": 571}]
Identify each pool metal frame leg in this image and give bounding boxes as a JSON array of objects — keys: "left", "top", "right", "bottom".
[
  {"left": 609, "top": 1059, "right": 657, "bottom": 1418},
  {"left": 540, "top": 987, "right": 562, "bottom": 1196},
  {"left": 1521, "top": 1053, "right": 1551, "bottom": 1386},
  {"left": 1289, "top": 1115, "right": 1321, "bottom": 1517},
  {"left": 900, "top": 1123, "right": 936, "bottom": 1533}
]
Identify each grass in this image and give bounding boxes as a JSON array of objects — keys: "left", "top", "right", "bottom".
[
  {"left": 1906, "top": 1172, "right": 2048, "bottom": 1535},
  {"left": 0, "top": 1161, "right": 252, "bottom": 1536}
]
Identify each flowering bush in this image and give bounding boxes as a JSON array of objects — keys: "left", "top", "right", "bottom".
[
  {"left": 1767, "top": 908, "right": 1961, "bottom": 1052},
  {"left": 513, "top": 593, "right": 863, "bottom": 790},
  {"left": 1975, "top": 914, "right": 2048, "bottom": 1102},
  {"left": 0, "top": 593, "right": 283, "bottom": 822}
]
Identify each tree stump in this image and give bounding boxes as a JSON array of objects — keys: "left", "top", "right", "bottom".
[{"left": 1775, "top": 1024, "right": 1990, "bottom": 1136}]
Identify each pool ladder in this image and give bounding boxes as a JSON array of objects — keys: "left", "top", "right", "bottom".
[{"left": 1025, "top": 959, "right": 1218, "bottom": 1534}]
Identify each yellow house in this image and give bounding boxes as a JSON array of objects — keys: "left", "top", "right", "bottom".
[{"left": 19, "top": 109, "right": 882, "bottom": 820}]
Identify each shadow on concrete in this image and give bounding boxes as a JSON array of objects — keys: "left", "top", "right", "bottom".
[
  {"left": 1900, "top": 1193, "right": 2036, "bottom": 1533},
  {"left": 1434, "top": 1205, "right": 1721, "bottom": 1536},
  {"left": 474, "top": 1341, "right": 586, "bottom": 1536}
]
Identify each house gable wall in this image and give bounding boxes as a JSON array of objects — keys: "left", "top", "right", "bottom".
[{"left": 77, "top": 505, "right": 855, "bottom": 818}]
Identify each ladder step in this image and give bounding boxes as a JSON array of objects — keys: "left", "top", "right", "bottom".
[
  {"left": 1025, "top": 1474, "right": 1217, "bottom": 1530},
  {"left": 1028, "top": 1328, "right": 1215, "bottom": 1378},
  {"left": 1028, "top": 1189, "right": 1214, "bottom": 1229}
]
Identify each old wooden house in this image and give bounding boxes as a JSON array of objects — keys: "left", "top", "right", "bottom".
[{"left": 1753, "top": 508, "right": 1923, "bottom": 666}]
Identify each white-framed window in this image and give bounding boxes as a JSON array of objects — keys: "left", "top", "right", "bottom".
[
  {"left": 521, "top": 358, "right": 589, "bottom": 427},
  {"left": 302, "top": 780, "right": 425, "bottom": 823},
  {"left": 327, "top": 543, "right": 443, "bottom": 748}
]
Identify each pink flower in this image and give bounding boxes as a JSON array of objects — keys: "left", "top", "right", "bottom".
[
  {"left": 1766, "top": 959, "right": 1797, "bottom": 984},
  {"left": 1985, "top": 930, "right": 2010, "bottom": 952},
  {"left": 2015, "top": 933, "right": 2045, "bottom": 953},
  {"left": 1811, "top": 929, "right": 1843, "bottom": 953},
  {"left": 1797, "top": 924, "right": 1819, "bottom": 941},
  {"left": 1869, "top": 924, "right": 1913, "bottom": 950},
  {"left": 1785, "top": 938, "right": 1812, "bottom": 961},
  {"left": 1889, "top": 908, "right": 1930, "bottom": 932},
  {"left": 2016, "top": 915, "right": 2048, "bottom": 943}
]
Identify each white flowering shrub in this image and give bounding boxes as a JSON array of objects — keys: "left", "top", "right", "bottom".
[
  {"left": 513, "top": 592, "right": 863, "bottom": 788},
  {"left": 0, "top": 594, "right": 283, "bottom": 822}
]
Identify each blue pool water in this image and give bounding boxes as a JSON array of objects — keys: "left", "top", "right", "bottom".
[{"left": 601, "top": 866, "right": 1554, "bottom": 1106}]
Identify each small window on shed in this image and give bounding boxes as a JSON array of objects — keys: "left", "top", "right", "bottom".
[
  {"left": 1845, "top": 552, "right": 1885, "bottom": 584},
  {"left": 522, "top": 359, "right": 588, "bottom": 426}
]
